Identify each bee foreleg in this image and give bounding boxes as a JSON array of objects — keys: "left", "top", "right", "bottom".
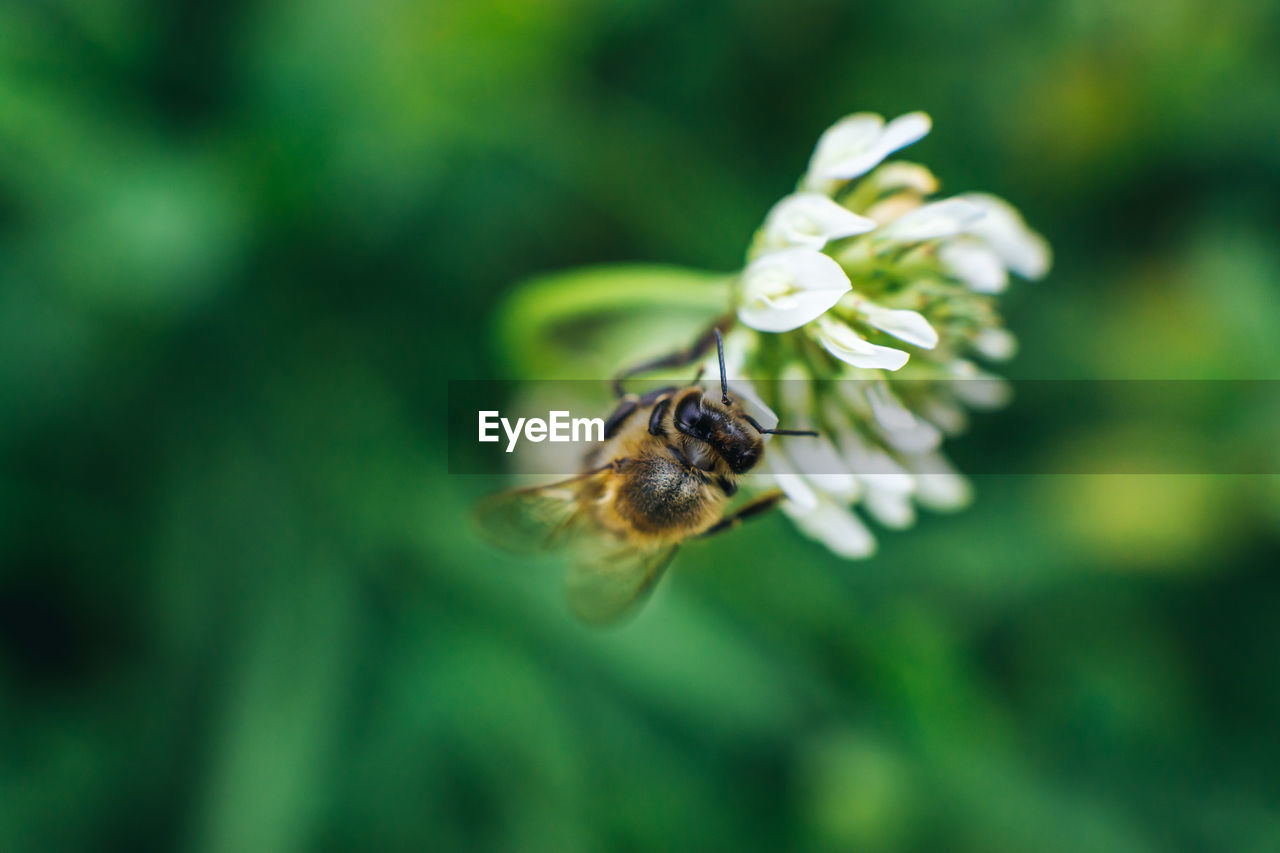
[
  {"left": 603, "top": 396, "right": 640, "bottom": 439},
  {"left": 603, "top": 385, "right": 678, "bottom": 440},
  {"left": 698, "top": 490, "right": 784, "bottom": 538}
]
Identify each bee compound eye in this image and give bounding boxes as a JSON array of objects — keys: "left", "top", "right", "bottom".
[
  {"left": 674, "top": 394, "right": 703, "bottom": 432},
  {"left": 730, "top": 448, "right": 758, "bottom": 473}
]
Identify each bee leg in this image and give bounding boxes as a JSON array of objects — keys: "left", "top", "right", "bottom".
[
  {"left": 637, "top": 385, "right": 678, "bottom": 406},
  {"left": 603, "top": 397, "right": 640, "bottom": 439},
  {"left": 611, "top": 314, "right": 734, "bottom": 397},
  {"left": 698, "top": 490, "right": 785, "bottom": 538},
  {"left": 603, "top": 386, "right": 679, "bottom": 439}
]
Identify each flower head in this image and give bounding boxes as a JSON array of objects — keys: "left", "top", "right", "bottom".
[{"left": 727, "top": 110, "right": 1050, "bottom": 557}]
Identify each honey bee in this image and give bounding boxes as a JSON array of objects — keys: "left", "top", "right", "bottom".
[{"left": 475, "top": 323, "right": 817, "bottom": 625}]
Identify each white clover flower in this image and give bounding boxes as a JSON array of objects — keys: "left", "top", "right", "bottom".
[
  {"left": 759, "top": 193, "right": 876, "bottom": 251},
  {"left": 723, "top": 111, "right": 1048, "bottom": 558},
  {"left": 802, "top": 112, "right": 932, "bottom": 193},
  {"left": 737, "top": 248, "right": 851, "bottom": 333}
]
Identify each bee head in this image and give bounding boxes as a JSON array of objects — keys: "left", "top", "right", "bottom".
[
  {"left": 672, "top": 390, "right": 764, "bottom": 474},
  {"left": 669, "top": 329, "right": 820, "bottom": 474}
]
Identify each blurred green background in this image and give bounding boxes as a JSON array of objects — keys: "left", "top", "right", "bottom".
[{"left": 3, "top": 1, "right": 1280, "bottom": 851}]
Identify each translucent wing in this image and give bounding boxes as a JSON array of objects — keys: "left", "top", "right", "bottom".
[
  {"left": 565, "top": 542, "right": 679, "bottom": 626},
  {"left": 474, "top": 465, "right": 679, "bottom": 625},
  {"left": 473, "top": 469, "right": 607, "bottom": 554}
]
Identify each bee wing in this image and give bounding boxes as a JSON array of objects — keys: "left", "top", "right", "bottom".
[
  {"left": 473, "top": 468, "right": 611, "bottom": 553},
  {"left": 475, "top": 462, "right": 678, "bottom": 625},
  {"left": 565, "top": 542, "right": 679, "bottom": 626}
]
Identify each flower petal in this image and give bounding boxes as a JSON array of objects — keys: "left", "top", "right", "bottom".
[
  {"left": 863, "top": 487, "right": 916, "bottom": 529},
  {"left": 804, "top": 111, "right": 932, "bottom": 186},
  {"left": 814, "top": 316, "right": 910, "bottom": 371},
  {"left": 863, "top": 381, "right": 916, "bottom": 431},
  {"left": 904, "top": 452, "right": 972, "bottom": 511},
  {"left": 761, "top": 193, "right": 876, "bottom": 250},
  {"left": 764, "top": 450, "right": 819, "bottom": 510},
  {"left": 972, "top": 327, "right": 1018, "bottom": 361},
  {"left": 878, "top": 112, "right": 933, "bottom": 158},
  {"left": 856, "top": 302, "right": 939, "bottom": 349},
  {"left": 956, "top": 193, "right": 1051, "bottom": 279},
  {"left": 738, "top": 248, "right": 851, "bottom": 333},
  {"left": 939, "top": 241, "right": 1008, "bottom": 293},
  {"left": 790, "top": 436, "right": 860, "bottom": 500},
  {"left": 782, "top": 497, "right": 876, "bottom": 558},
  {"left": 879, "top": 197, "right": 987, "bottom": 242},
  {"left": 919, "top": 397, "right": 968, "bottom": 435},
  {"left": 837, "top": 431, "right": 916, "bottom": 492},
  {"left": 878, "top": 416, "right": 942, "bottom": 454},
  {"left": 947, "top": 360, "right": 1012, "bottom": 409}
]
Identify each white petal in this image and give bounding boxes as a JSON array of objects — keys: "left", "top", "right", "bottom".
[
  {"left": 863, "top": 382, "right": 916, "bottom": 431},
  {"left": 805, "top": 113, "right": 884, "bottom": 183},
  {"left": 856, "top": 302, "right": 939, "bottom": 349},
  {"left": 790, "top": 437, "right": 860, "bottom": 501},
  {"left": 814, "top": 316, "right": 909, "bottom": 371},
  {"left": 837, "top": 431, "right": 916, "bottom": 494},
  {"left": 972, "top": 328, "right": 1018, "bottom": 361},
  {"left": 919, "top": 397, "right": 968, "bottom": 434},
  {"left": 862, "top": 487, "right": 916, "bottom": 529},
  {"left": 939, "top": 241, "right": 1008, "bottom": 293},
  {"left": 805, "top": 111, "right": 931, "bottom": 185},
  {"left": 762, "top": 193, "right": 876, "bottom": 250},
  {"left": 904, "top": 453, "right": 972, "bottom": 511},
  {"left": 878, "top": 112, "right": 933, "bottom": 157},
  {"left": 764, "top": 451, "right": 819, "bottom": 510},
  {"left": 956, "top": 193, "right": 1051, "bottom": 279},
  {"left": 879, "top": 419, "right": 942, "bottom": 454},
  {"left": 879, "top": 198, "right": 986, "bottom": 243},
  {"left": 737, "top": 249, "right": 851, "bottom": 333},
  {"left": 782, "top": 498, "right": 876, "bottom": 558},
  {"left": 947, "top": 360, "right": 1012, "bottom": 409}
]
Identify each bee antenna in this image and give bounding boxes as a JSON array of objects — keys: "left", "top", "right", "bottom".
[
  {"left": 715, "top": 328, "right": 730, "bottom": 405},
  {"left": 743, "top": 414, "right": 819, "bottom": 438}
]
